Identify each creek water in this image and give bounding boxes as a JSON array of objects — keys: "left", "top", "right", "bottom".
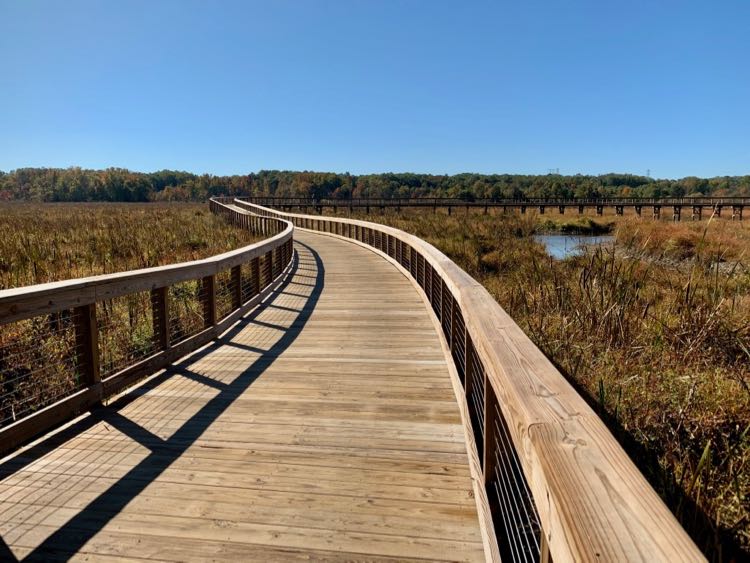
[{"left": 534, "top": 234, "right": 614, "bottom": 259}]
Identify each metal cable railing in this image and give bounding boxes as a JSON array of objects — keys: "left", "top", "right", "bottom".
[
  {"left": 97, "top": 291, "right": 158, "bottom": 379},
  {"left": 489, "top": 398, "right": 544, "bottom": 562}
]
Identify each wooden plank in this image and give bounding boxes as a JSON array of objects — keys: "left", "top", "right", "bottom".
[{"left": 3, "top": 526, "right": 436, "bottom": 562}]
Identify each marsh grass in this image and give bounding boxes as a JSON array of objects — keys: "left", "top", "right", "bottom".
[{"left": 337, "top": 207, "right": 749, "bottom": 559}]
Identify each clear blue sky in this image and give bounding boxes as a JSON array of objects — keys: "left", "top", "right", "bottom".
[{"left": 1, "top": 1, "right": 748, "bottom": 179}]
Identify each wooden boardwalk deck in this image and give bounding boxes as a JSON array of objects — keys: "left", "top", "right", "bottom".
[{"left": 0, "top": 231, "right": 485, "bottom": 562}]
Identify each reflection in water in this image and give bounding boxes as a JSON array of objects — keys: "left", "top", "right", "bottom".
[{"left": 534, "top": 234, "right": 614, "bottom": 259}]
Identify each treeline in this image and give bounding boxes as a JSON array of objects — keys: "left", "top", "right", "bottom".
[{"left": 1, "top": 167, "right": 749, "bottom": 202}]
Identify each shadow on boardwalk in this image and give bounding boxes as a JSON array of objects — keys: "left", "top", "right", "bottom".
[{"left": 0, "top": 241, "right": 324, "bottom": 562}]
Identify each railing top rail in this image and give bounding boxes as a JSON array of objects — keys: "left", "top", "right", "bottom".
[
  {"left": 235, "top": 198, "right": 704, "bottom": 562},
  {"left": 0, "top": 201, "right": 293, "bottom": 325}
]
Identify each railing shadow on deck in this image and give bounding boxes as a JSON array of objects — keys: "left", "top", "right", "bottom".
[{"left": 0, "top": 241, "right": 324, "bottom": 562}]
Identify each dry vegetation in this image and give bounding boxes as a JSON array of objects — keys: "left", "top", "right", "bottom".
[{"left": 340, "top": 207, "right": 749, "bottom": 560}]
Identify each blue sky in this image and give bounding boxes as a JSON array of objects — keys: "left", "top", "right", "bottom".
[{"left": 1, "top": 1, "right": 748, "bottom": 178}]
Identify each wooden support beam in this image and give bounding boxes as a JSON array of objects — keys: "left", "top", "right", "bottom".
[
  {"left": 73, "top": 303, "right": 101, "bottom": 388},
  {"left": 150, "top": 286, "right": 170, "bottom": 350},
  {"left": 231, "top": 265, "right": 242, "bottom": 309}
]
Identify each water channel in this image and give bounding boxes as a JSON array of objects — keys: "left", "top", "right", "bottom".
[{"left": 534, "top": 234, "right": 615, "bottom": 259}]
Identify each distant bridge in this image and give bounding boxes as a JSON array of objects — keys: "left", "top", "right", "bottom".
[
  {"left": 0, "top": 199, "right": 705, "bottom": 561},
  {"left": 250, "top": 196, "right": 748, "bottom": 220}
]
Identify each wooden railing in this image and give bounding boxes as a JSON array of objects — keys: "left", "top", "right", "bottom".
[
  {"left": 0, "top": 199, "right": 293, "bottom": 456},
  {"left": 234, "top": 198, "right": 705, "bottom": 563}
]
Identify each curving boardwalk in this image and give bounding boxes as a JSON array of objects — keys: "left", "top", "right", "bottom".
[{"left": 0, "top": 232, "right": 485, "bottom": 561}]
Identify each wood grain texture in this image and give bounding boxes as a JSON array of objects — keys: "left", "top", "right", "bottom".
[
  {"left": 0, "top": 232, "right": 485, "bottom": 562},
  {"left": 236, "top": 199, "right": 705, "bottom": 563}
]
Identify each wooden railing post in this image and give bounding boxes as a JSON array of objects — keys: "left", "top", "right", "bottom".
[
  {"left": 202, "top": 274, "right": 217, "bottom": 327},
  {"left": 74, "top": 303, "right": 100, "bottom": 389},
  {"left": 252, "top": 256, "right": 261, "bottom": 295},
  {"left": 151, "top": 286, "right": 170, "bottom": 350},
  {"left": 231, "top": 265, "right": 242, "bottom": 310}
]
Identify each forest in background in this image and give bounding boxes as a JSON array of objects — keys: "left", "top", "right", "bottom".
[{"left": 2, "top": 167, "right": 750, "bottom": 203}]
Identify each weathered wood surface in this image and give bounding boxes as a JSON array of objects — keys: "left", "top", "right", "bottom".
[
  {"left": 0, "top": 232, "right": 486, "bottom": 562},
  {"left": 236, "top": 200, "right": 706, "bottom": 563}
]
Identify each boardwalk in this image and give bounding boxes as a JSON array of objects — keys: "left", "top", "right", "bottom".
[{"left": 0, "top": 231, "right": 485, "bottom": 561}]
